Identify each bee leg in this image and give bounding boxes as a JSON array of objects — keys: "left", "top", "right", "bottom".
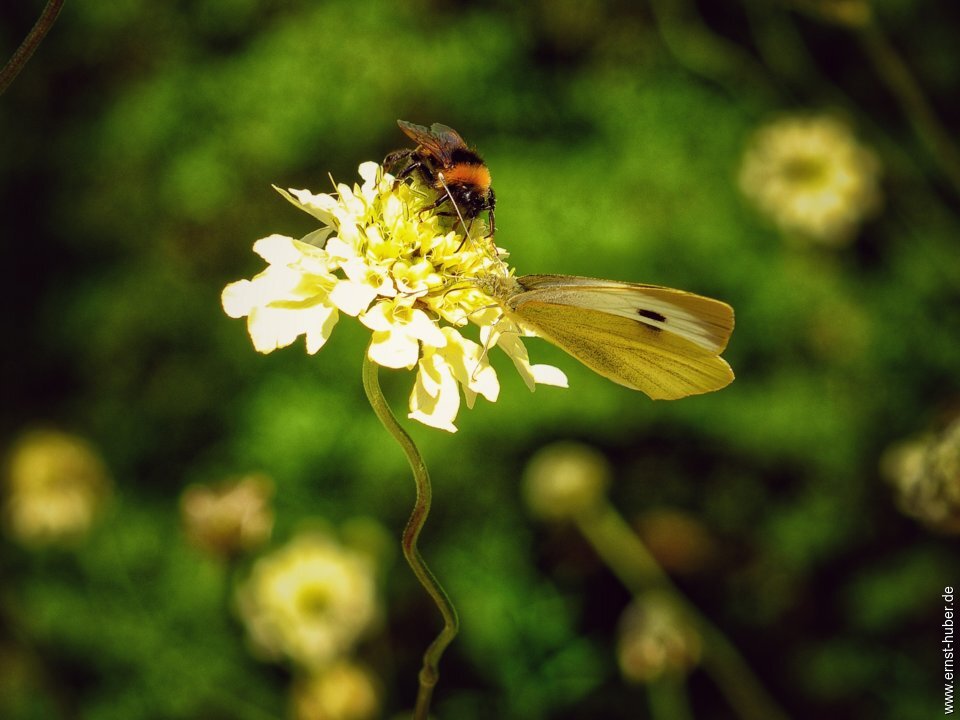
[
  {"left": 393, "top": 161, "right": 424, "bottom": 184},
  {"left": 484, "top": 189, "right": 496, "bottom": 238},
  {"left": 485, "top": 209, "right": 496, "bottom": 239},
  {"left": 455, "top": 218, "right": 478, "bottom": 252},
  {"left": 383, "top": 149, "right": 413, "bottom": 175},
  {"left": 419, "top": 195, "right": 450, "bottom": 214}
]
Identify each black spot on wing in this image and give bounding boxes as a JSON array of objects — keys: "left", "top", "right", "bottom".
[{"left": 638, "top": 309, "right": 667, "bottom": 322}]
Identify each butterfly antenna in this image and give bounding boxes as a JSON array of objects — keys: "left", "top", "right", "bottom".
[
  {"left": 471, "top": 311, "right": 504, "bottom": 382},
  {"left": 470, "top": 312, "right": 524, "bottom": 382}
]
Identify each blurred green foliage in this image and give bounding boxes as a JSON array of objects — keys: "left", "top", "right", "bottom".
[{"left": 2, "top": 1, "right": 959, "bottom": 718}]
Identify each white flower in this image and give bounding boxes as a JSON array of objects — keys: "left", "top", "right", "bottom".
[
  {"left": 222, "top": 162, "right": 567, "bottom": 431},
  {"left": 617, "top": 594, "right": 702, "bottom": 683},
  {"left": 739, "top": 114, "right": 882, "bottom": 244},
  {"left": 180, "top": 474, "right": 274, "bottom": 558},
  {"left": 2, "top": 430, "right": 111, "bottom": 546},
  {"left": 236, "top": 532, "right": 378, "bottom": 669},
  {"left": 290, "top": 661, "right": 381, "bottom": 720}
]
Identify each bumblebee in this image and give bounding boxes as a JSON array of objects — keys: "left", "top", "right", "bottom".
[{"left": 385, "top": 120, "right": 496, "bottom": 237}]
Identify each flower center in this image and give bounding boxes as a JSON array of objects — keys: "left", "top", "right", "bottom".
[
  {"left": 297, "top": 585, "right": 332, "bottom": 617},
  {"left": 782, "top": 156, "right": 828, "bottom": 186}
]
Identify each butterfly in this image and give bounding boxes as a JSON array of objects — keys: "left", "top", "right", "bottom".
[{"left": 485, "top": 274, "right": 734, "bottom": 399}]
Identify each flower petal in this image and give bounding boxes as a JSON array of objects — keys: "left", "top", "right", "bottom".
[
  {"left": 248, "top": 305, "right": 310, "bottom": 353},
  {"left": 275, "top": 186, "right": 339, "bottom": 226},
  {"left": 438, "top": 328, "right": 499, "bottom": 402},
  {"left": 367, "top": 329, "right": 420, "bottom": 369},
  {"left": 407, "top": 309, "right": 448, "bottom": 348},
  {"left": 253, "top": 234, "right": 304, "bottom": 265},
  {"left": 222, "top": 280, "right": 257, "bottom": 319},
  {"left": 305, "top": 305, "right": 340, "bottom": 354},
  {"left": 328, "top": 279, "right": 378, "bottom": 316},
  {"left": 529, "top": 364, "right": 568, "bottom": 388},
  {"left": 408, "top": 353, "right": 460, "bottom": 432}
]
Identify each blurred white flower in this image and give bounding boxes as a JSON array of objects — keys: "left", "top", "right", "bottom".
[
  {"left": 617, "top": 594, "right": 701, "bottom": 683},
  {"left": 739, "top": 114, "right": 882, "bottom": 244},
  {"left": 222, "top": 162, "right": 566, "bottom": 432},
  {"left": 882, "top": 417, "right": 960, "bottom": 534},
  {"left": 237, "top": 531, "right": 379, "bottom": 669},
  {"left": 291, "top": 661, "right": 381, "bottom": 720},
  {"left": 2, "top": 430, "right": 111, "bottom": 547},
  {"left": 180, "top": 474, "right": 274, "bottom": 559}
]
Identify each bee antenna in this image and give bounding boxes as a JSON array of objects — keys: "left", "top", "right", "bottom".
[
  {"left": 436, "top": 172, "right": 474, "bottom": 249},
  {"left": 435, "top": 173, "right": 507, "bottom": 276}
]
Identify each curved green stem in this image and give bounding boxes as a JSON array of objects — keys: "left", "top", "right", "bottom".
[
  {"left": 0, "top": 0, "right": 65, "bottom": 96},
  {"left": 648, "top": 673, "right": 694, "bottom": 720},
  {"left": 361, "top": 350, "right": 459, "bottom": 720},
  {"left": 574, "top": 503, "right": 790, "bottom": 720}
]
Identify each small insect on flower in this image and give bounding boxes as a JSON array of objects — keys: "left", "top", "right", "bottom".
[
  {"left": 480, "top": 273, "right": 735, "bottom": 400},
  {"left": 384, "top": 120, "right": 497, "bottom": 238}
]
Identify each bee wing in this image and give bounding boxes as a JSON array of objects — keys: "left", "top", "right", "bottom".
[
  {"left": 515, "top": 275, "right": 734, "bottom": 354},
  {"left": 510, "top": 301, "right": 734, "bottom": 400},
  {"left": 397, "top": 120, "right": 467, "bottom": 165}
]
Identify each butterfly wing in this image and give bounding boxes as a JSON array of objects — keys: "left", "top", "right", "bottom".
[
  {"left": 509, "top": 301, "right": 733, "bottom": 399},
  {"left": 503, "top": 277, "right": 734, "bottom": 399},
  {"left": 397, "top": 120, "right": 467, "bottom": 165},
  {"left": 515, "top": 275, "right": 734, "bottom": 354}
]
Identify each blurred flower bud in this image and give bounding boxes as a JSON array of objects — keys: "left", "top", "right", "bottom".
[
  {"left": 739, "top": 114, "right": 882, "bottom": 245},
  {"left": 636, "top": 509, "right": 715, "bottom": 575},
  {"left": 181, "top": 474, "right": 274, "bottom": 559},
  {"left": 617, "top": 594, "right": 701, "bottom": 683},
  {"left": 523, "top": 442, "right": 611, "bottom": 520},
  {"left": 2, "top": 429, "right": 111, "bottom": 547},
  {"left": 291, "top": 661, "right": 381, "bottom": 720},
  {"left": 883, "top": 418, "right": 960, "bottom": 534},
  {"left": 237, "top": 530, "right": 380, "bottom": 669}
]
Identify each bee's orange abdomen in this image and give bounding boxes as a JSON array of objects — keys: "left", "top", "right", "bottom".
[{"left": 442, "top": 163, "right": 492, "bottom": 191}]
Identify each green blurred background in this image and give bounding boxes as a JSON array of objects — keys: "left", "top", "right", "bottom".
[{"left": 2, "top": 1, "right": 959, "bottom": 718}]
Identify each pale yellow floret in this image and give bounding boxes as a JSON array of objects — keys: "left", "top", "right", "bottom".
[{"left": 360, "top": 299, "right": 447, "bottom": 370}]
